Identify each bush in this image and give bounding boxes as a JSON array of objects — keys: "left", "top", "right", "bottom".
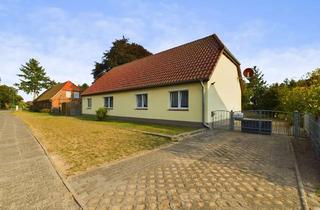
[
  {"left": 29, "top": 105, "right": 40, "bottom": 112},
  {"left": 96, "top": 107, "right": 108, "bottom": 121},
  {"left": 40, "top": 108, "right": 51, "bottom": 113}
]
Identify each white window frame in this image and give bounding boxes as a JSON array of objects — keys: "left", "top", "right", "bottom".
[
  {"left": 87, "top": 98, "right": 92, "bottom": 109},
  {"left": 136, "top": 93, "right": 148, "bottom": 109},
  {"left": 104, "top": 96, "right": 113, "bottom": 109},
  {"left": 66, "top": 91, "right": 72, "bottom": 98},
  {"left": 74, "top": 92, "right": 80, "bottom": 99},
  {"left": 169, "top": 90, "right": 189, "bottom": 109}
]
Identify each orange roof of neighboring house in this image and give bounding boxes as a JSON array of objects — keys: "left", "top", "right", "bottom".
[
  {"left": 35, "top": 81, "right": 80, "bottom": 102},
  {"left": 82, "top": 34, "right": 240, "bottom": 96}
]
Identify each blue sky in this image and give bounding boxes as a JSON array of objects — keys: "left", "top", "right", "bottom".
[{"left": 0, "top": 0, "right": 319, "bottom": 100}]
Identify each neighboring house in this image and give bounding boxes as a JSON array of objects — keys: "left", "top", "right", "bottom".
[
  {"left": 33, "top": 81, "right": 82, "bottom": 115},
  {"left": 82, "top": 34, "right": 242, "bottom": 127}
]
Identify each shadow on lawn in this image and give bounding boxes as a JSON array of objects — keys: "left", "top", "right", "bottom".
[{"left": 45, "top": 112, "right": 196, "bottom": 135}]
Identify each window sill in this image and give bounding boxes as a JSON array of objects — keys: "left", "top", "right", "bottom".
[
  {"left": 135, "top": 107, "right": 148, "bottom": 110},
  {"left": 168, "top": 108, "right": 189, "bottom": 111},
  {"left": 104, "top": 107, "right": 113, "bottom": 110},
  {"left": 87, "top": 107, "right": 92, "bottom": 109}
]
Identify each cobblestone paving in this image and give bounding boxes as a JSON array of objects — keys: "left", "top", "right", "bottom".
[
  {"left": 69, "top": 130, "right": 301, "bottom": 210},
  {"left": 0, "top": 111, "right": 79, "bottom": 210}
]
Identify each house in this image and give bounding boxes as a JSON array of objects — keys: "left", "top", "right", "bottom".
[
  {"left": 82, "top": 34, "right": 242, "bottom": 127},
  {"left": 33, "top": 81, "right": 82, "bottom": 115}
]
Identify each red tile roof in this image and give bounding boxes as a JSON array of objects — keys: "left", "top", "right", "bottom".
[
  {"left": 82, "top": 34, "right": 238, "bottom": 96},
  {"left": 35, "top": 81, "right": 80, "bottom": 102}
]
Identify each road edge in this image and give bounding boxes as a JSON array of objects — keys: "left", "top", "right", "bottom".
[
  {"left": 289, "top": 138, "right": 309, "bottom": 210},
  {"left": 16, "top": 113, "right": 87, "bottom": 210}
]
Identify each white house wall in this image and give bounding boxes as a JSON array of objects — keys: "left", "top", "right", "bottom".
[{"left": 206, "top": 53, "right": 242, "bottom": 123}]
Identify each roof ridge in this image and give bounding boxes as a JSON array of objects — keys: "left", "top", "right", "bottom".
[
  {"left": 34, "top": 81, "right": 67, "bottom": 101},
  {"left": 104, "top": 34, "right": 217, "bottom": 74},
  {"left": 82, "top": 33, "right": 235, "bottom": 96}
]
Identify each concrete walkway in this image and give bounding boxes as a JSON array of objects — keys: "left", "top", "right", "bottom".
[
  {"left": 69, "top": 130, "right": 301, "bottom": 209},
  {"left": 0, "top": 111, "right": 79, "bottom": 210}
]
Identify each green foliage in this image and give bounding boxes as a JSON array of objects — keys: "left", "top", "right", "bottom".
[
  {"left": 18, "top": 101, "right": 29, "bottom": 110},
  {"left": 96, "top": 107, "right": 108, "bottom": 121},
  {"left": 278, "top": 68, "right": 320, "bottom": 115},
  {"left": 306, "top": 85, "right": 320, "bottom": 116},
  {"left": 0, "top": 84, "right": 23, "bottom": 109},
  {"left": 40, "top": 108, "right": 51, "bottom": 113},
  {"left": 92, "top": 36, "right": 152, "bottom": 80},
  {"left": 79, "top": 83, "right": 89, "bottom": 91},
  {"left": 306, "top": 68, "right": 320, "bottom": 86},
  {"left": 261, "top": 84, "right": 281, "bottom": 110},
  {"left": 242, "top": 66, "right": 267, "bottom": 109},
  {"left": 279, "top": 86, "right": 307, "bottom": 112},
  {"left": 242, "top": 67, "right": 320, "bottom": 115},
  {"left": 15, "top": 58, "right": 54, "bottom": 100}
]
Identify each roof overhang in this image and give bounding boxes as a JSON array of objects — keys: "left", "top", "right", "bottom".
[{"left": 81, "top": 79, "right": 207, "bottom": 97}]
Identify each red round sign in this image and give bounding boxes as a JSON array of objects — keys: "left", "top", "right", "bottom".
[{"left": 243, "top": 68, "right": 254, "bottom": 78}]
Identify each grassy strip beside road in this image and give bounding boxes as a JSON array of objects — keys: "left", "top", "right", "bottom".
[{"left": 15, "top": 111, "right": 194, "bottom": 176}]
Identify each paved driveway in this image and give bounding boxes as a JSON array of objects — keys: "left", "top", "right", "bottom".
[
  {"left": 0, "top": 112, "right": 79, "bottom": 210},
  {"left": 69, "top": 130, "right": 301, "bottom": 209}
]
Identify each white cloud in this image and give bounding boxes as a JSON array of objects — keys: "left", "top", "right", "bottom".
[
  {"left": 220, "top": 20, "right": 320, "bottom": 84},
  {"left": 0, "top": 4, "right": 211, "bottom": 101},
  {"left": 1, "top": 2, "right": 319, "bottom": 102},
  {"left": 241, "top": 45, "right": 320, "bottom": 84}
]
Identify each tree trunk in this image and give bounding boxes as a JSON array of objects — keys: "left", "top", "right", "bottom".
[{"left": 33, "top": 92, "right": 38, "bottom": 101}]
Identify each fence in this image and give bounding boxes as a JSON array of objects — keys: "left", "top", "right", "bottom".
[
  {"left": 211, "top": 110, "right": 304, "bottom": 137},
  {"left": 304, "top": 113, "right": 320, "bottom": 159}
]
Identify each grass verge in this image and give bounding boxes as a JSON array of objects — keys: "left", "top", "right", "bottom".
[{"left": 15, "top": 111, "right": 195, "bottom": 175}]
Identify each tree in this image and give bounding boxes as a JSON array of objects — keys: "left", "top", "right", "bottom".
[
  {"left": 307, "top": 85, "right": 320, "bottom": 116},
  {"left": 92, "top": 36, "right": 152, "bottom": 80},
  {"left": 278, "top": 67, "right": 320, "bottom": 116},
  {"left": 79, "top": 83, "right": 89, "bottom": 91},
  {"left": 15, "top": 58, "right": 54, "bottom": 100},
  {"left": 0, "top": 85, "right": 23, "bottom": 109},
  {"left": 279, "top": 86, "right": 307, "bottom": 113},
  {"left": 242, "top": 66, "right": 267, "bottom": 109},
  {"left": 261, "top": 83, "right": 281, "bottom": 110},
  {"left": 306, "top": 68, "right": 320, "bottom": 86}
]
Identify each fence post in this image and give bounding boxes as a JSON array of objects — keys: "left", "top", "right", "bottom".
[
  {"left": 293, "top": 111, "right": 300, "bottom": 138},
  {"left": 229, "top": 110, "right": 234, "bottom": 131},
  {"left": 258, "top": 110, "right": 262, "bottom": 132}
]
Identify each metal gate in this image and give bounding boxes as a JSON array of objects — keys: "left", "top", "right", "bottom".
[{"left": 211, "top": 110, "right": 305, "bottom": 137}]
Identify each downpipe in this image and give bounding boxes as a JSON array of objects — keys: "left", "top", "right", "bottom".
[{"left": 200, "top": 80, "right": 211, "bottom": 129}]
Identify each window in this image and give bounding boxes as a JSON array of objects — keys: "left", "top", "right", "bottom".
[
  {"left": 104, "top": 96, "right": 113, "bottom": 108},
  {"left": 170, "top": 90, "right": 189, "bottom": 109},
  {"left": 66, "top": 91, "right": 71, "bottom": 98},
  {"left": 87, "top": 98, "right": 92, "bottom": 109},
  {"left": 74, "top": 92, "right": 80, "bottom": 99},
  {"left": 136, "top": 94, "right": 148, "bottom": 108}
]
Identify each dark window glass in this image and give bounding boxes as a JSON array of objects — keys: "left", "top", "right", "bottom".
[
  {"left": 170, "top": 91, "right": 178, "bottom": 108},
  {"left": 180, "top": 91, "right": 188, "bottom": 108},
  {"left": 110, "top": 97, "right": 113, "bottom": 108},
  {"left": 136, "top": 95, "right": 142, "bottom": 107},
  {"left": 104, "top": 97, "right": 108, "bottom": 107},
  {"left": 87, "top": 98, "right": 92, "bottom": 108},
  {"left": 104, "top": 97, "right": 113, "bottom": 108},
  {"left": 137, "top": 94, "right": 147, "bottom": 108},
  {"left": 143, "top": 94, "right": 148, "bottom": 107}
]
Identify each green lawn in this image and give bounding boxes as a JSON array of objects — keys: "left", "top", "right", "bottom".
[
  {"left": 15, "top": 111, "right": 195, "bottom": 176},
  {"left": 77, "top": 114, "right": 195, "bottom": 135}
]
